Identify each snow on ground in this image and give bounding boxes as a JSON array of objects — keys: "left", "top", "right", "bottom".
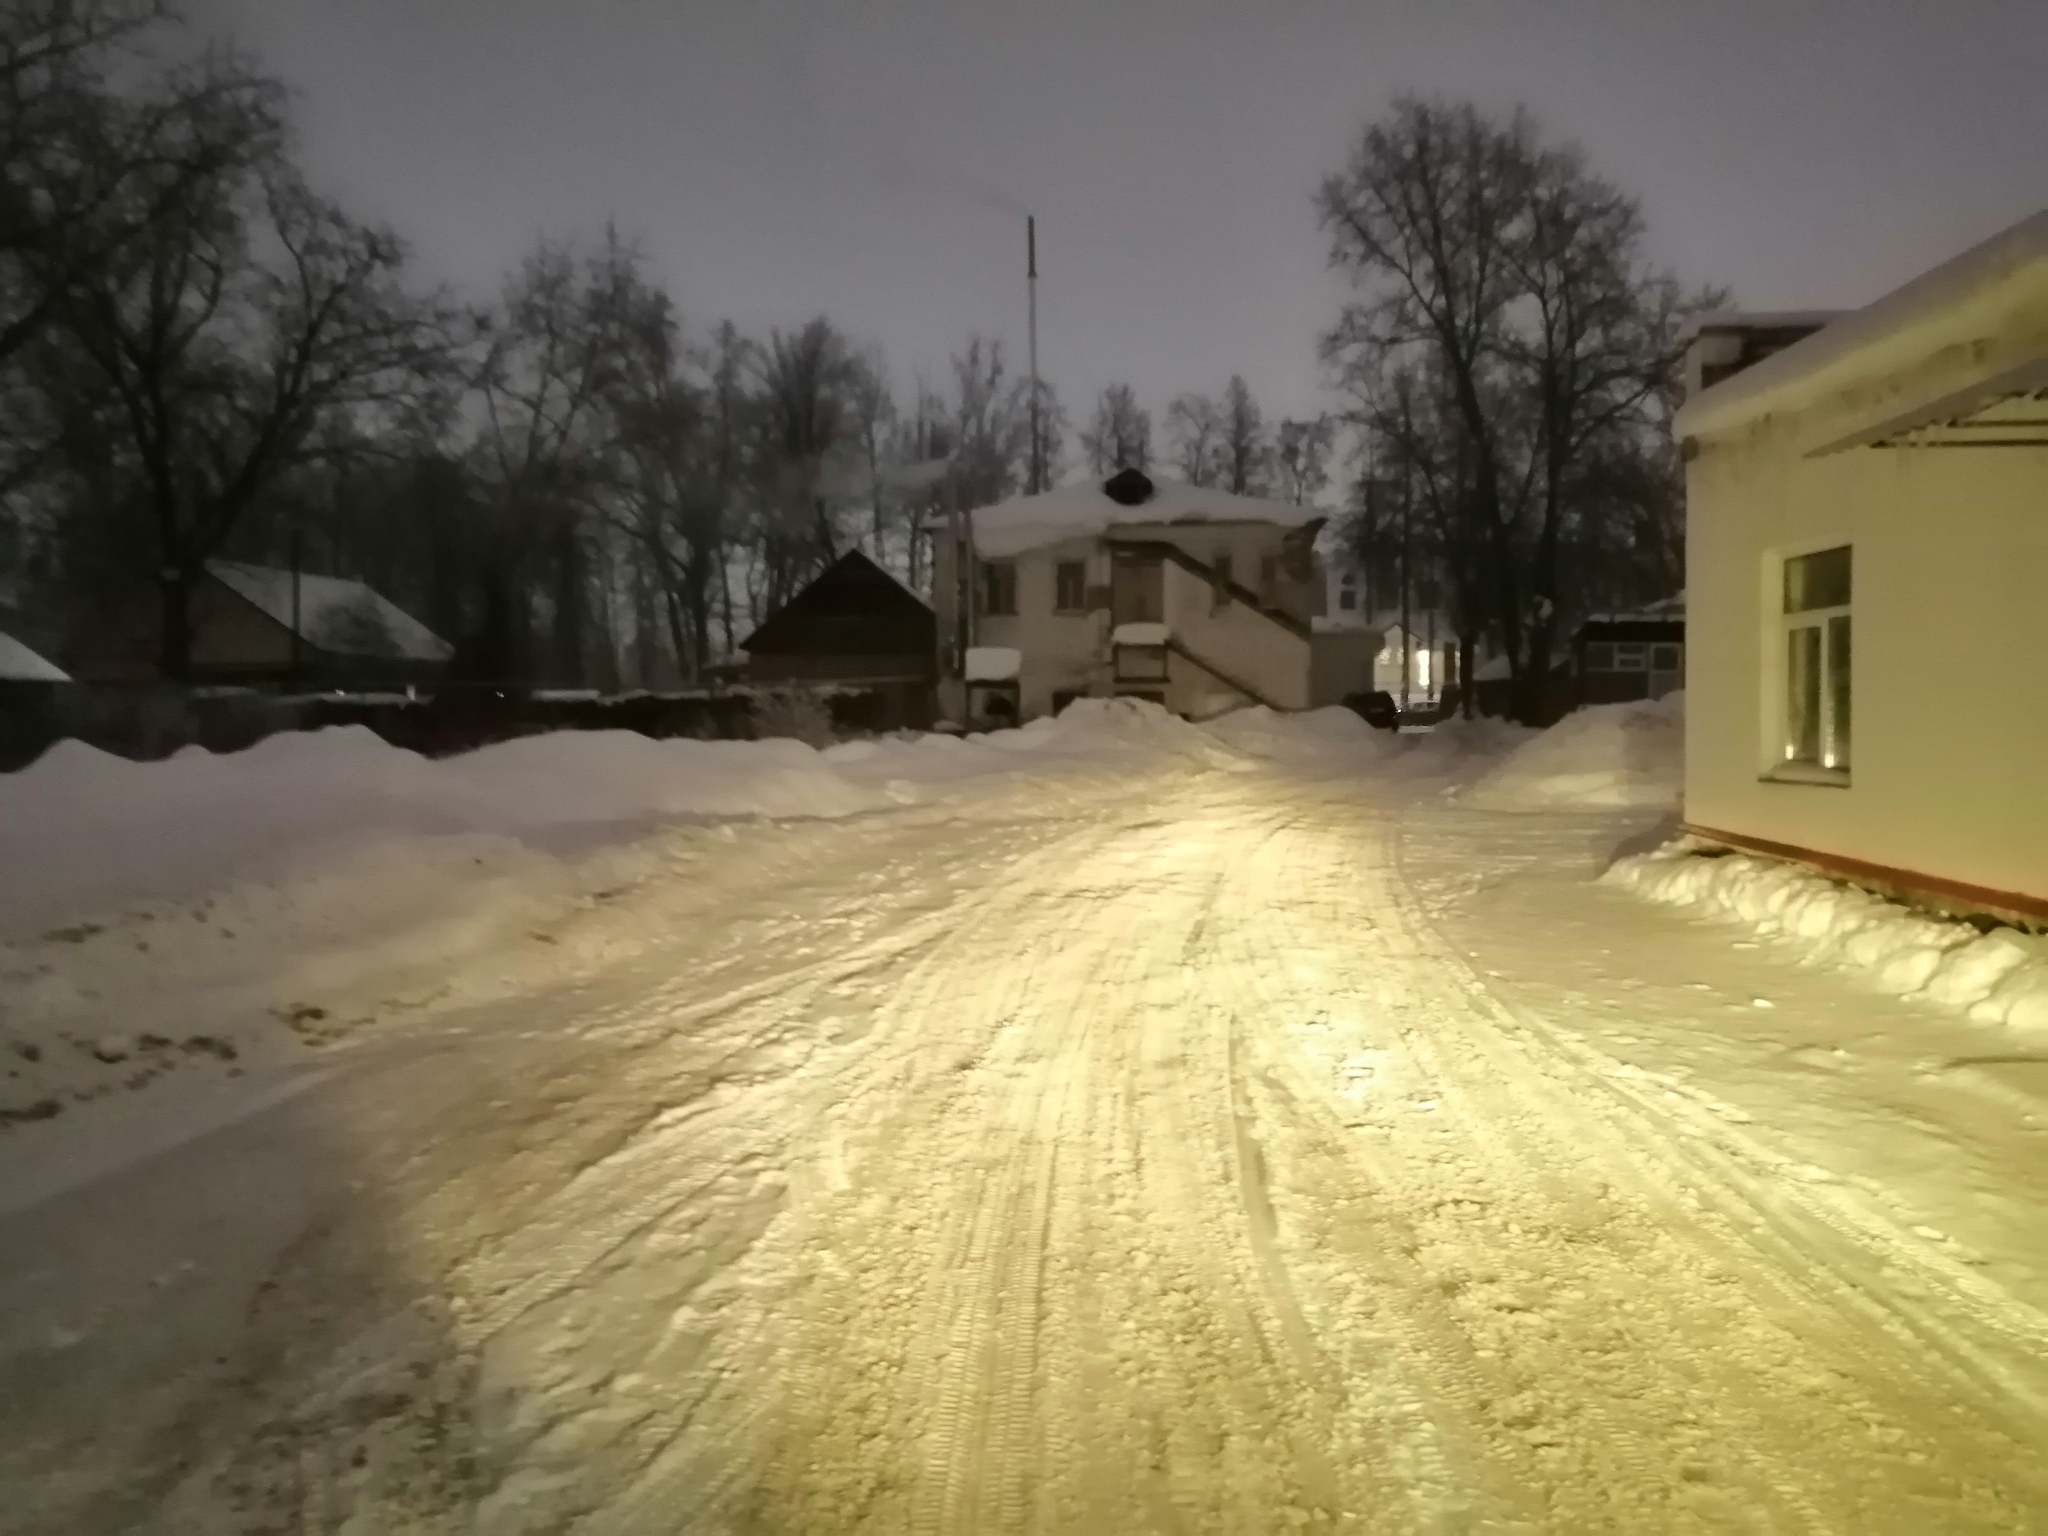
[
  {"left": 7, "top": 698, "right": 2048, "bottom": 1532},
  {"left": 1463, "top": 692, "right": 1682, "bottom": 810},
  {"left": 1608, "top": 839, "right": 2048, "bottom": 1037},
  {"left": 0, "top": 700, "right": 1251, "bottom": 1157}
]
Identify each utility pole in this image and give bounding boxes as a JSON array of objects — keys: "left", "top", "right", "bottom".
[{"left": 1027, "top": 215, "right": 1042, "bottom": 495}]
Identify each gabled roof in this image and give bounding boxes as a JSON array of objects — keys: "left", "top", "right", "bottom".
[
  {"left": 0, "top": 631, "right": 68, "bottom": 681},
  {"left": 742, "top": 548, "right": 935, "bottom": 655},
  {"left": 968, "top": 471, "right": 1326, "bottom": 559},
  {"left": 207, "top": 560, "right": 453, "bottom": 662},
  {"left": 1676, "top": 209, "right": 2048, "bottom": 442}
]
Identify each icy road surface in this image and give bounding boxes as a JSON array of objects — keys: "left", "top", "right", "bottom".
[{"left": 5, "top": 760, "right": 2048, "bottom": 1533}]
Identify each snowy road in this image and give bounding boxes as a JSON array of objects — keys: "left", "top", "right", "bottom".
[{"left": 6, "top": 753, "right": 2048, "bottom": 1532}]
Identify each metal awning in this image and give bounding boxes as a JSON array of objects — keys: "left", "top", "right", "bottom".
[{"left": 1808, "top": 357, "right": 2048, "bottom": 454}]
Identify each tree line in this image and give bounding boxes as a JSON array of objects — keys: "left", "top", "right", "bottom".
[
  {"left": 1318, "top": 99, "right": 1717, "bottom": 717},
  {"left": 3, "top": 4, "right": 1710, "bottom": 712}
]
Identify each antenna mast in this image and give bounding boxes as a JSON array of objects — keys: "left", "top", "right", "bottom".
[{"left": 1027, "top": 215, "right": 1042, "bottom": 494}]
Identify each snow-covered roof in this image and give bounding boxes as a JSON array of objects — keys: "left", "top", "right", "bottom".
[
  {"left": 1676, "top": 310, "right": 1849, "bottom": 345},
  {"left": 207, "top": 560, "right": 453, "bottom": 663},
  {"left": 968, "top": 474, "right": 1325, "bottom": 559},
  {"left": 1111, "top": 622, "right": 1170, "bottom": 646},
  {"left": 0, "top": 631, "right": 68, "bottom": 681},
  {"left": 1676, "top": 210, "right": 2048, "bottom": 440},
  {"left": 964, "top": 646, "right": 1020, "bottom": 682}
]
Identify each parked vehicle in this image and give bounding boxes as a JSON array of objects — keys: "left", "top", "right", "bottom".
[{"left": 1344, "top": 689, "right": 1400, "bottom": 731}]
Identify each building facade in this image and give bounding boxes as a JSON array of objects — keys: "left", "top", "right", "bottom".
[
  {"left": 931, "top": 470, "right": 1380, "bottom": 724},
  {"left": 1676, "top": 212, "right": 2048, "bottom": 922}
]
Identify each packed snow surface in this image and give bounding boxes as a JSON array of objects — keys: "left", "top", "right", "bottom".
[
  {"left": 1464, "top": 693, "right": 1683, "bottom": 810},
  {"left": 7, "top": 699, "right": 2048, "bottom": 1532}
]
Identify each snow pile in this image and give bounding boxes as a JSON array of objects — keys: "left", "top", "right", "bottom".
[
  {"left": 1388, "top": 713, "right": 1535, "bottom": 773},
  {"left": 0, "top": 698, "right": 1262, "bottom": 937},
  {"left": 995, "top": 696, "right": 1252, "bottom": 772},
  {"left": 0, "top": 726, "right": 903, "bottom": 935},
  {"left": 1463, "top": 694, "right": 1682, "bottom": 810},
  {"left": 1606, "top": 843, "right": 2048, "bottom": 1036},
  {"left": 1202, "top": 704, "right": 1385, "bottom": 759}
]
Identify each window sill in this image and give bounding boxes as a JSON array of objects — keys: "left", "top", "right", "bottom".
[{"left": 1760, "top": 763, "right": 1851, "bottom": 788}]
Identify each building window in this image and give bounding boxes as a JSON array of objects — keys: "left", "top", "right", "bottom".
[
  {"left": 1780, "top": 545, "right": 1851, "bottom": 772},
  {"left": 1054, "top": 561, "right": 1086, "bottom": 612},
  {"left": 1612, "top": 642, "right": 1649, "bottom": 671},
  {"left": 980, "top": 560, "right": 1017, "bottom": 617},
  {"left": 1583, "top": 642, "right": 1615, "bottom": 671},
  {"left": 1337, "top": 576, "right": 1357, "bottom": 612},
  {"left": 1650, "top": 643, "right": 1681, "bottom": 673}
]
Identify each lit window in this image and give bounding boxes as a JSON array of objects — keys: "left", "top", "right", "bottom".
[{"left": 1780, "top": 546, "right": 1851, "bottom": 772}]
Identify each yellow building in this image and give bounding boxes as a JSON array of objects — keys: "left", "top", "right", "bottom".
[{"left": 1676, "top": 211, "right": 2048, "bottom": 923}]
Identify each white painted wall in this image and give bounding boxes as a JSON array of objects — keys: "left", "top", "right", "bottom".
[
  {"left": 1158, "top": 558, "right": 1314, "bottom": 709},
  {"left": 1686, "top": 378, "right": 2048, "bottom": 907}
]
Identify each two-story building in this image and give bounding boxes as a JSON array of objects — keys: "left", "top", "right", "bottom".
[{"left": 932, "top": 468, "right": 1380, "bottom": 723}]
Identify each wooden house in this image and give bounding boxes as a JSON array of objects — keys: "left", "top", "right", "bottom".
[{"left": 740, "top": 549, "right": 938, "bottom": 731}]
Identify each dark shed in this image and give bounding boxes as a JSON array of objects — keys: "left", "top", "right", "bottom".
[
  {"left": 1573, "top": 617, "right": 1685, "bottom": 705},
  {"left": 741, "top": 549, "right": 938, "bottom": 730}
]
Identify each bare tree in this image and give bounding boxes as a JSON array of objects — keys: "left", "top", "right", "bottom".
[
  {"left": 3, "top": 18, "right": 283, "bottom": 510},
  {"left": 52, "top": 154, "right": 463, "bottom": 677},
  {"left": 845, "top": 347, "right": 895, "bottom": 560},
  {"left": 1319, "top": 97, "right": 1713, "bottom": 720},
  {"left": 3, "top": 17, "right": 291, "bottom": 372},
  {"left": 1081, "top": 382, "right": 1150, "bottom": 476},
  {"left": 1216, "top": 374, "right": 1268, "bottom": 495},
  {"left": 752, "top": 316, "right": 855, "bottom": 614},
  {"left": 1273, "top": 414, "right": 1336, "bottom": 505},
  {"left": 1166, "top": 392, "right": 1221, "bottom": 486},
  {"left": 946, "top": 335, "right": 1028, "bottom": 511},
  {"left": 471, "top": 234, "right": 639, "bottom": 684}
]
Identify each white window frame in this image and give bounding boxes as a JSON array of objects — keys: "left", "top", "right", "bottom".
[{"left": 1766, "top": 542, "right": 1851, "bottom": 785}]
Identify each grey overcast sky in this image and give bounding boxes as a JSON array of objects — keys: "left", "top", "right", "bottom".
[{"left": 185, "top": 0, "right": 2046, "bottom": 439}]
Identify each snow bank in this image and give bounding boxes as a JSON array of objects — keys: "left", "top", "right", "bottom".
[
  {"left": 0, "top": 726, "right": 904, "bottom": 935},
  {"left": 1463, "top": 694, "right": 1683, "bottom": 810},
  {"left": 0, "top": 698, "right": 1260, "bottom": 936},
  {"left": 1606, "top": 843, "right": 2048, "bottom": 1037},
  {"left": 1202, "top": 704, "right": 1384, "bottom": 759}
]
